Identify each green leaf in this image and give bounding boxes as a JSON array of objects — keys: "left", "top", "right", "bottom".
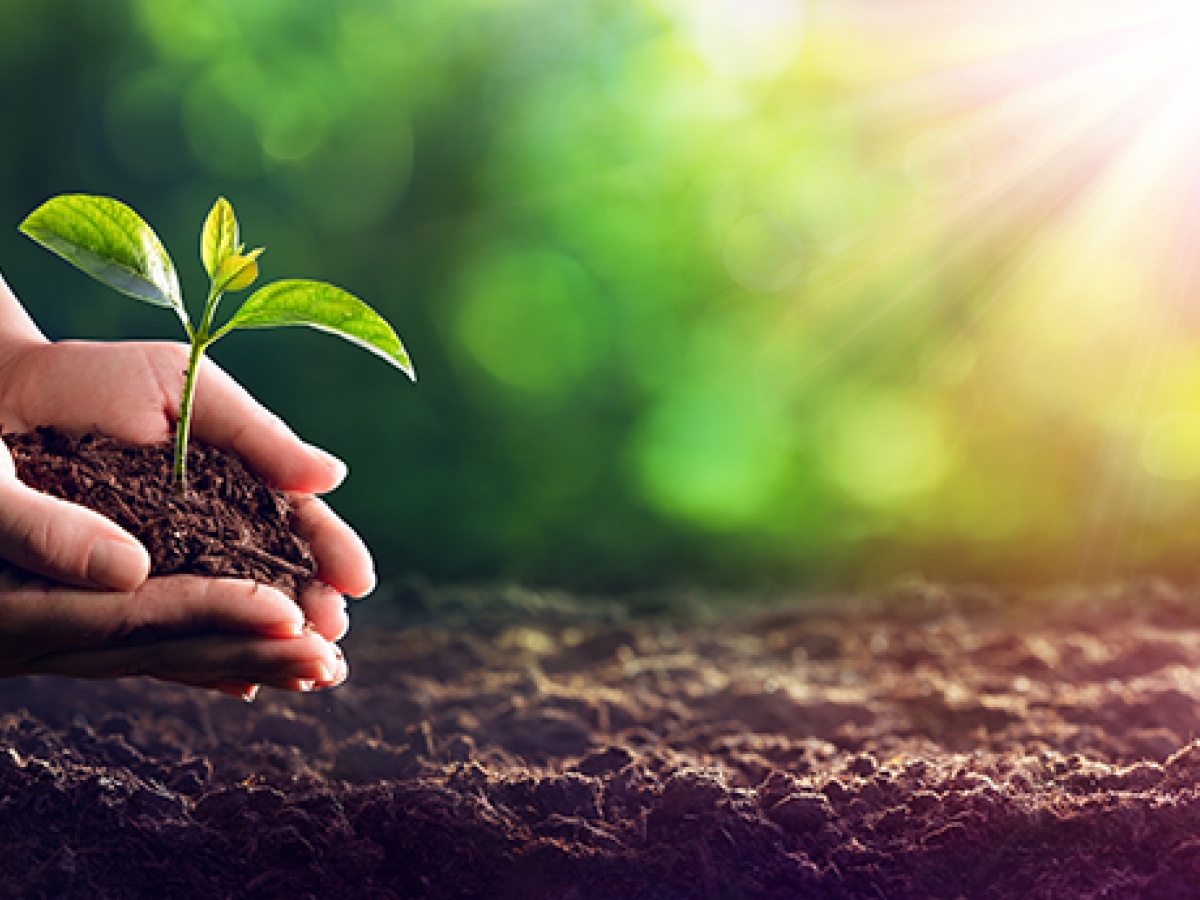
[
  {"left": 214, "top": 247, "right": 264, "bottom": 293},
  {"left": 219, "top": 280, "right": 414, "bottom": 379},
  {"left": 201, "top": 197, "right": 239, "bottom": 278},
  {"left": 19, "top": 195, "right": 185, "bottom": 326}
]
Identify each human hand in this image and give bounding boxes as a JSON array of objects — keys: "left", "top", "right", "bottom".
[
  {"left": 0, "top": 569, "right": 345, "bottom": 698},
  {"left": 0, "top": 332, "right": 373, "bottom": 697}
]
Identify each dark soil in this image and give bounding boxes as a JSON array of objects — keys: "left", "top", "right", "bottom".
[
  {"left": 4, "top": 579, "right": 1200, "bottom": 897},
  {"left": 4, "top": 426, "right": 316, "bottom": 598}
]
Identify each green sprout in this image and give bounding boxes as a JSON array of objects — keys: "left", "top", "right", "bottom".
[{"left": 19, "top": 194, "right": 414, "bottom": 496}]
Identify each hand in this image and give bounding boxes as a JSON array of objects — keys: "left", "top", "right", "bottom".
[
  {"left": 0, "top": 570, "right": 346, "bottom": 698},
  {"left": 0, "top": 335, "right": 373, "bottom": 697}
]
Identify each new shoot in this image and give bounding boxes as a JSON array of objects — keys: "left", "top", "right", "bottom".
[{"left": 19, "top": 195, "right": 414, "bottom": 496}]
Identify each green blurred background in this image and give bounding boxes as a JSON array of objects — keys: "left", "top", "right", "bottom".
[{"left": 4, "top": 0, "right": 1200, "bottom": 590}]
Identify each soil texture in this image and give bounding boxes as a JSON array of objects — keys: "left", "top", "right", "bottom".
[
  {"left": 5, "top": 580, "right": 1200, "bottom": 897},
  {"left": 3, "top": 426, "right": 315, "bottom": 598}
]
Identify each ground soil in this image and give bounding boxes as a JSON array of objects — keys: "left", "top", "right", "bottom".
[
  {"left": 3, "top": 578, "right": 1200, "bottom": 897},
  {"left": 4, "top": 427, "right": 316, "bottom": 598}
]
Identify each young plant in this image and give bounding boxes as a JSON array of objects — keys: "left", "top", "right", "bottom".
[{"left": 19, "top": 195, "right": 414, "bottom": 496}]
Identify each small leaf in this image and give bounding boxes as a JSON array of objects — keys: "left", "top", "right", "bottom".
[
  {"left": 20, "top": 195, "right": 186, "bottom": 326},
  {"left": 222, "top": 257, "right": 259, "bottom": 292},
  {"left": 219, "top": 280, "right": 414, "bottom": 379},
  {"left": 201, "top": 197, "right": 239, "bottom": 278},
  {"left": 214, "top": 248, "right": 264, "bottom": 293}
]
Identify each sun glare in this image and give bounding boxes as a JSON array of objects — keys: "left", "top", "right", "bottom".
[
  {"left": 734, "top": 0, "right": 1200, "bottom": 572},
  {"left": 788, "top": 0, "right": 1200, "bottom": 365}
]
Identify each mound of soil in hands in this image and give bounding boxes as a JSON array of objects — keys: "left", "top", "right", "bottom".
[
  {"left": 7, "top": 580, "right": 1200, "bottom": 897},
  {"left": 3, "top": 426, "right": 316, "bottom": 598}
]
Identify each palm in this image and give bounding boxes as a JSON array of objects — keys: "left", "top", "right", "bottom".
[{"left": 0, "top": 341, "right": 181, "bottom": 442}]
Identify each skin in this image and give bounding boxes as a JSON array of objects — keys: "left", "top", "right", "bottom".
[{"left": 0, "top": 272, "right": 373, "bottom": 699}]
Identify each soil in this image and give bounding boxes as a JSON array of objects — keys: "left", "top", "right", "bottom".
[
  {"left": 3, "top": 427, "right": 316, "bottom": 598},
  {"left": 3, "top": 579, "right": 1200, "bottom": 897}
]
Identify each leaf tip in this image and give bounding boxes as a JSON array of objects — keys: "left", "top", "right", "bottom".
[{"left": 17, "top": 201, "right": 50, "bottom": 239}]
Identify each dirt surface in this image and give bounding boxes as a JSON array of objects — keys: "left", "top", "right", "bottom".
[
  {"left": 4, "top": 427, "right": 316, "bottom": 598},
  {"left": 5, "top": 579, "right": 1200, "bottom": 897}
]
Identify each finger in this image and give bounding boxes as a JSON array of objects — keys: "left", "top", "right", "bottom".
[
  {"left": 0, "top": 443, "right": 150, "bottom": 591},
  {"left": 116, "top": 577, "right": 308, "bottom": 640},
  {"left": 296, "top": 580, "right": 350, "bottom": 642},
  {"left": 0, "top": 576, "right": 306, "bottom": 660},
  {"left": 290, "top": 494, "right": 375, "bottom": 598},
  {"left": 185, "top": 355, "right": 347, "bottom": 494},
  {"left": 330, "top": 652, "right": 349, "bottom": 688},
  {"left": 23, "top": 631, "right": 340, "bottom": 687},
  {"left": 278, "top": 652, "right": 349, "bottom": 693}
]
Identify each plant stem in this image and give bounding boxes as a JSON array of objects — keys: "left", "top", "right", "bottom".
[
  {"left": 172, "top": 285, "right": 222, "bottom": 497},
  {"left": 172, "top": 338, "right": 205, "bottom": 497}
]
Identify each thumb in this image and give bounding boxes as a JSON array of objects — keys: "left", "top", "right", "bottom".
[{"left": 0, "top": 440, "right": 151, "bottom": 591}]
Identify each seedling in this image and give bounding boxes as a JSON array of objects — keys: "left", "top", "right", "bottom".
[{"left": 19, "top": 195, "right": 414, "bottom": 496}]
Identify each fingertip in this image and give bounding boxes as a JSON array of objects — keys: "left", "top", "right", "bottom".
[
  {"left": 260, "top": 599, "right": 306, "bottom": 639},
  {"left": 249, "top": 440, "right": 346, "bottom": 495},
  {"left": 186, "top": 577, "right": 305, "bottom": 638},
  {"left": 86, "top": 538, "right": 151, "bottom": 592},
  {"left": 306, "top": 443, "right": 348, "bottom": 492},
  {"left": 326, "top": 557, "right": 375, "bottom": 600},
  {"left": 323, "top": 567, "right": 375, "bottom": 601},
  {"left": 309, "top": 653, "right": 347, "bottom": 690},
  {"left": 291, "top": 496, "right": 376, "bottom": 597},
  {"left": 297, "top": 581, "right": 349, "bottom": 642},
  {"left": 274, "top": 633, "right": 341, "bottom": 686},
  {"left": 331, "top": 655, "right": 349, "bottom": 688},
  {"left": 354, "top": 567, "right": 377, "bottom": 600}
]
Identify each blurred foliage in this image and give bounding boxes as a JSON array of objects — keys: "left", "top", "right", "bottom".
[{"left": 3, "top": 0, "right": 1200, "bottom": 589}]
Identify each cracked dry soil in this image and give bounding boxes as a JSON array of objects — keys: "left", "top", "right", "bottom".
[{"left": 4, "top": 580, "right": 1200, "bottom": 898}]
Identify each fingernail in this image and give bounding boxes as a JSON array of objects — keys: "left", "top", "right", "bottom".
[
  {"left": 87, "top": 539, "right": 150, "bottom": 591},
  {"left": 298, "top": 680, "right": 316, "bottom": 693},
  {"left": 318, "top": 661, "right": 336, "bottom": 683},
  {"left": 309, "top": 445, "right": 348, "bottom": 489},
  {"left": 242, "top": 685, "right": 260, "bottom": 703}
]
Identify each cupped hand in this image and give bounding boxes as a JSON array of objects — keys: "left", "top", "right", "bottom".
[
  {"left": 0, "top": 570, "right": 347, "bottom": 697},
  {"left": 0, "top": 336, "right": 371, "bottom": 695},
  {"left": 0, "top": 339, "right": 376, "bottom": 594}
]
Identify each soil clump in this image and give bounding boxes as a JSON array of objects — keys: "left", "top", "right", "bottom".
[
  {"left": 3, "top": 580, "right": 1200, "bottom": 897},
  {"left": 3, "top": 426, "right": 315, "bottom": 598}
]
